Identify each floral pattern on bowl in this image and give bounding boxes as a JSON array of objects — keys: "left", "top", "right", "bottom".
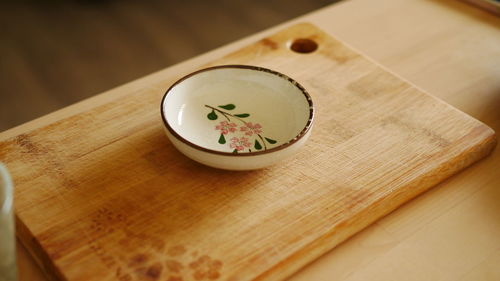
[{"left": 205, "top": 104, "right": 278, "bottom": 153}]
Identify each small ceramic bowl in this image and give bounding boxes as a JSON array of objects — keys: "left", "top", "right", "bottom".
[{"left": 160, "top": 65, "right": 314, "bottom": 170}]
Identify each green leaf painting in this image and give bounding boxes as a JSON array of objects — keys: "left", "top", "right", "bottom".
[
  {"left": 218, "top": 104, "right": 236, "bottom": 110},
  {"left": 254, "top": 139, "right": 262, "bottom": 150},
  {"left": 265, "top": 137, "right": 277, "bottom": 144},
  {"left": 234, "top": 113, "right": 250, "bottom": 118},
  {"left": 207, "top": 110, "right": 218, "bottom": 120},
  {"left": 218, "top": 134, "right": 226, "bottom": 144}
]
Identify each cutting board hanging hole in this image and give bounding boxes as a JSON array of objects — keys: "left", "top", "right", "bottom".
[{"left": 289, "top": 38, "right": 318, "bottom": 53}]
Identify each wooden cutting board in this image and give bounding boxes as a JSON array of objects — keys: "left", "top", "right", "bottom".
[{"left": 0, "top": 23, "right": 496, "bottom": 281}]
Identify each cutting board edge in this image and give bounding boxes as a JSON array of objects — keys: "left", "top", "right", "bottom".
[
  {"left": 16, "top": 215, "right": 66, "bottom": 281},
  {"left": 253, "top": 126, "right": 497, "bottom": 281}
]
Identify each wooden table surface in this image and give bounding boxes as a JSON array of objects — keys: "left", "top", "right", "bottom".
[{"left": 8, "top": 0, "right": 500, "bottom": 280}]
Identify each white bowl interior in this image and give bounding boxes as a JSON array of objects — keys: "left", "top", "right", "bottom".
[{"left": 163, "top": 67, "right": 311, "bottom": 153}]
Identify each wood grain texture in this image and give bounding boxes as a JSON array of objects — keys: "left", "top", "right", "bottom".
[{"left": 0, "top": 22, "right": 496, "bottom": 281}]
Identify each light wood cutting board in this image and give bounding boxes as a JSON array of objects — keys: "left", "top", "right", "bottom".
[{"left": 0, "top": 23, "right": 496, "bottom": 281}]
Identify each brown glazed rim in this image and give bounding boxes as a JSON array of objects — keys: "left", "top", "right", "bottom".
[{"left": 160, "top": 64, "right": 315, "bottom": 157}]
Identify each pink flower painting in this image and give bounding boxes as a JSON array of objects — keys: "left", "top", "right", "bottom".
[
  {"left": 239, "top": 122, "right": 263, "bottom": 136},
  {"left": 230, "top": 137, "right": 251, "bottom": 151},
  {"left": 215, "top": 121, "right": 237, "bottom": 135}
]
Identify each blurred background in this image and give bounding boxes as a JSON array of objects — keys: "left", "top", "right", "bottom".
[{"left": 0, "top": 0, "right": 337, "bottom": 131}]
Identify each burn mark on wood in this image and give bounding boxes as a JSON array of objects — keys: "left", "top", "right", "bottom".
[
  {"left": 189, "top": 255, "right": 223, "bottom": 280},
  {"left": 12, "top": 133, "right": 79, "bottom": 189},
  {"left": 129, "top": 253, "right": 149, "bottom": 267},
  {"left": 134, "top": 264, "right": 164, "bottom": 280},
  {"left": 166, "top": 260, "right": 184, "bottom": 273},
  {"left": 260, "top": 38, "right": 279, "bottom": 50},
  {"left": 15, "top": 133, "right": 46, "bottom": 155},
  {"left": 167, "top": 245, "right": 186, "bottom": 257},
  {"left": 146, "top": 262, "right": 163, "bottom": 279}
]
